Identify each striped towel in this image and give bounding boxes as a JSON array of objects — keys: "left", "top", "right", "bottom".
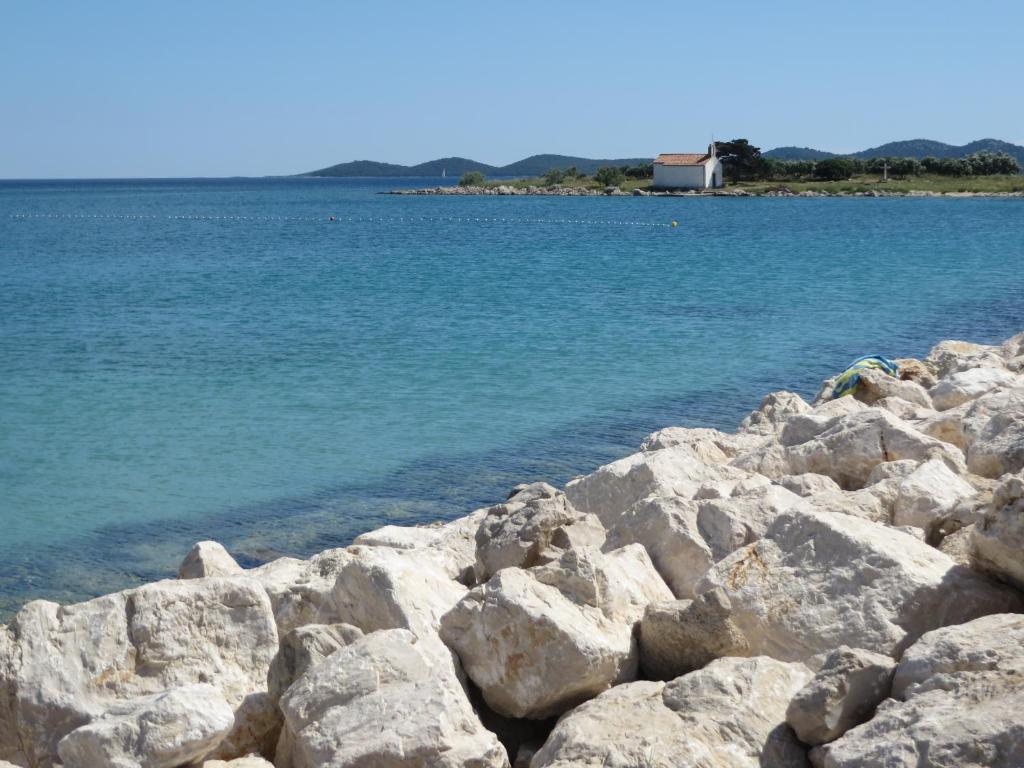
[{"left": 831, "top": 355, "right": 900, "bottom": 398}]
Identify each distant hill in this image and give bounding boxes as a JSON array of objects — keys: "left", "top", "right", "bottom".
[
  {"left": 766, "top": 138, "right": 1024, "bottom": 168},
  {"left": 302, "top": 154, "right": 652, "bottom": 178}
]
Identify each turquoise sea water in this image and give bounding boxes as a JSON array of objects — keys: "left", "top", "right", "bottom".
[{"left": 2, "top": 178, "right": 1023, "bottom": 618}]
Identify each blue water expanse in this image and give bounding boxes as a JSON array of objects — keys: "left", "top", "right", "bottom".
[{"left": 2, "top": 177, "right": 1023, "bottom": 618}]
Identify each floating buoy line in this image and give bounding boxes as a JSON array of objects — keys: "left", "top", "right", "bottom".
[{"left": 7, "top": 212, "right": 674, "bottom": 229}]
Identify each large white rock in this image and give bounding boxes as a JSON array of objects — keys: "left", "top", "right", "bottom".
[
  {"left": 473, "top": 484, "right": 580, "bottom": 579},
  {"left": 967, "top": 407, "right": 1024, "bottom": 478},
  {"left": 277, "top": 629, "right": 508, "bottom": 768},
  {"left": 853, "top": 368, "right": 933, "bottom": 409},
  {"left": 530, "top": 656, "right": 812, "bottom": 768},
  {"left": 56, "top": 684, "right": 235, "bottom": 768},
  {"left": 246, "top": 550, "right": 349, "bottom": 636},
  {"left": 785, "top": 646, "right": 896, "bottom": 746},
  {"left": 693, "top": 505, "right": 1022, "bottom": 663},
  {"left": 817, "top": 614, "right": 1024, "bottom": 767},
  {"left": 439, "top": 546, "right": 671, "bottom": 718},
  {"left": 778, "top": 473, "right": 842, "bottom": 497},
  {"left": 267, "top": 623, "right": 364, "bottom": 702},
  {"left": 931, "top": 367, "right": 1020, "bottom": 411},
  {"left": 736, "top": 409, "right": 966, "bottom": 490},
  {"left": 5, "top": 577, "right": 279, "bottom": 767},
  {"left": 925, "top": 339, "right": 1007, "bottom": 379},
  {"left": 353, "top": 507, "right": 487, "bottom": 584},
  {"left": 638, "top": 590, "right": 749, "bottom": 680},
  {"left": 601, "top": 494, "right": 711, "bottom": 598},
  {"left": 779, "top": 397, "right": 868, "bottom": 448},
  {"left": 202, "top": 757, "right": 275, "bottom": 768},
  {"left": 972, "top": 471, "right": 1024, "bottom": 589},
  {"left": 332, "top": 544, "right": 467, "bottom": 638},
  {"left": 696, "top": 483, "right": 803, "bottom": 562},
  {"left": 178, "top": 541, "right": 244, "bottom": 579},
  {"left": 739, "top": 391, "right": 812, "bottom": 435},
  {"left": 564, "top": 445, "right": 749, "bottom": 526},
  {"left": 891, "top": 458, "right": 976, "bottom": 532}
]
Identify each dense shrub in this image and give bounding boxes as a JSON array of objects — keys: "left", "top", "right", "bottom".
[
  {"left": 459, "top": 171, "right": 486, "bottom": 186},
  {"left": 813, "top": 158, "right": 855, "bottom": 181},
  {"left": 594, "top": 166, "right": 626, "bottom": 187}
]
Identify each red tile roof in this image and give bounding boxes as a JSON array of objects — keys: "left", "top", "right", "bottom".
[{"left": 654, "top": 153, "right": 712, "bottom": 166}]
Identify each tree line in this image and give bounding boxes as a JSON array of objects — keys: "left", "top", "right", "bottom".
[{"left": 713, "top": 139, "right": 1021, "bottom": 182}]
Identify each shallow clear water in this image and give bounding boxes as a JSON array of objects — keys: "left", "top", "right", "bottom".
[{"left": 2, "top": 178, "right": 1023, "bottom": 617}]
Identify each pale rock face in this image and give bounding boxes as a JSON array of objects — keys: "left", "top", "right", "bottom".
[
  {"left": 353, "top": 507, "right": 487, "bottom": 584},
  {"left": 893, "top": 358, "right": 938, "bottom": 389},
  {"left": 1001, "top": 331, "right": 1024, "bottom": 361},
  {"left": 694, "top": 505, "right": 1022, "bottom": 663},
  {"left": 739, "top": 390, "right": 812, "bottom": 435},
  {"left": 778, "top": 473, "right": 842, "bottom": 497},
  {"left": 531, "top": 657, "right": 812, "bottom": 768},
  {"left": 332, "top": 545, "right": 467, "bottom": 639},
  {"left": 937, "top": 524, "right": 974, "bottom": 566},
  {"left": 696, "top": 484, "right": 803, "bottom": 562},
  {"left": 870, "top": 396, "right": 936, "bottom": 421},
  {"left": 277, "top": 629, "right": 508, "bottom": 768},
  {"left": 817, "top": 614, "right": 1024, "bottom": 767},
  {"left": 892, "top": 458, "right": 976, "bottom": 532},
  {"left": 439, "top": 546, "right": 670, "bottom": 719},
  {"left": 638, "top": 590, "right": 749, "bottom": 680},
  {"left": 967, "top": 409, "right": 1024, "bottom": 478},
  {"left": 925, "top": 339, "right": 1007, "bottom": 379},
  {"left": 267, "top": 623, "right": 364, "bottom": 702},
  {"left": 5, "top": 577, "right": 279, "bottom": 767},
  {"left": 564, "top": 445, "right": 749, "bottom": 526},
  {"left": 247, "top": 551, "right": 349, "bottom": 636},
  {"left": 640, "top": 426, "right": 763, "bottom": 460},
  {"left": 474, "top": 486, "right": 580, "bottom": 580},
  {"left": 972, "top": 472, "right": 1024, "bottom": 589},
  {"left": 853, "top": 368, "right": 933, "bottom": 409},
  {"left": 930, "top": 367, "right": 1020, "bottom": 411},
  {"left": 537, "top": 513, "right": 606, "bottom": 565},
  {"left": 178, "top": 541, "right": 244, "bottom": 579},
  {"left": 785, "top": 646, "right": 896, "bottom": 746},
  {"left": 806, "top": 488, "right": 888, "bottom": 524},
  {"left": 738, "top": 409, "right": 966, "bottom": 490},
  {"left": 202, "top": 757, "right": 276, "bottom": 768},
  {"left": 601, "top": 494, "right": 712, "bottom": 599},
  {"left": 56, "top": 684, "right": 235, "bottom": 768},
  {"left": 779, "top": 397, "right": 867, "bottom": 447}
]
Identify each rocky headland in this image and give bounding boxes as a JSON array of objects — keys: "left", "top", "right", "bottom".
[
  {"left": 386, "top": 185, "right": 1024, "bottom": 198},
  {"left": 3, "top": 331, "right": 1024, "bottom": 767}
]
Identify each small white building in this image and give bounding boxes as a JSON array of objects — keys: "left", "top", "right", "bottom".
[{"left": 653, "top": 144, "right": 724, "bottom": 189}]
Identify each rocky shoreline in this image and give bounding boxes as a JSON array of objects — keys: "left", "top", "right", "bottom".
[
  {"left": 3, "top": 332, "right": 1024, "bottom": 767},
  {"left": 386, "top": 184, "right": 1024, "bottom": 198}
]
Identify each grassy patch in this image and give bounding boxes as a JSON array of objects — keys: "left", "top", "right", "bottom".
[{"left": 732, "top": 174, "right": 1024, "bottom": 195}]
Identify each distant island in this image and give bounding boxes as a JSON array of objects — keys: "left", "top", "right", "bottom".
[
  {"left": 301, "top": 154, "right": 652, "bottom": 178},
  {"left": 299, "top": 139, "right": 1024, "bottom": 178}
]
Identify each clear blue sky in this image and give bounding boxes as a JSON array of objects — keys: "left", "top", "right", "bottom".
[{"left": 2, "top": 0, "right": 1022, "bottom": 178}]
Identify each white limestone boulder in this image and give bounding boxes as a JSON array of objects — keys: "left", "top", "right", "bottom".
[
  {"left": 638, "top": 590, "right": 749, "bottom": 680},
  {"left": 693, "top": 505, "right": 1022, "bottom": 663},
  {"left": 277, "top": 629, "right": 508, "bottom": 768},
  {"left": 5, "top": 577, "right": 279, "bottom": 767},
  {"left": 778, "top": 473, "right": 842, "bottom": 497},
  {"left": 473, "top": 484, "right": 581, "bottom": 579},
  {"left": 267, "top": 623, "right": 364, "bottom": 702},
  {"left": 530, "top": 656, "right": 812, "bottom": 768},
  {"left": 785, "top": 646, "right": 896, "bottom": 746},
  {"left": 639, "top": 426, "right": 764, "bottom": 462},
  {"left": 565, "top": 445, "right": 749, "bottom": 526},
  {"left": 972, "top": 471, "right": 1024, "bottom": 589},
  {"left": 56, "top": 684, "right": 234, "bottom": 768},
  {"left": 696, "top": 483, "right": 803, "bottom": 562},
  {"left": 925, "top": 339, "right": 1007, "bottom": 378},
  {"left": 0, "top": 628, "right": 22, "bottom": 766},
  {"left": 353, "top": 506, "right": 487, "bottom": 583},
  {"left": 246, "top": 550, "right": 349, "bottom": 636},
  {"left": 202, "top": 757, "right": 275, "bottom": 768},
  {"left": 739, "top": 390, "right": 812, "bottom": 435},
  {"left": 967, "top": 407, "right": 1024, "bottom": 478},
  {"left": 853, "top": 367, "right": 933, "bottom": 409},
  {"left": 779, "top": 397, "right": 868, "bottom": 447},
  {"left": 930, "top": 366, "right": 1020, "bottom": 411},
  {"left": 439, "top": 546, "right": 671, "bottom": 718},
  {"left": 817, "top": 614, "right": 1024, "bottom": 767},
  {"left": 736, "top": 408, "right": 966, "bottom": 490},
  {"left": 601, "top": 494, "right": 711, "bottom": 598},
  {"left": 178, "top": 541, "right": 244, "bottom": 579},
  {"left": 891, "top": 458, "right": 976, "bottom": 532},
  {"left": 332, "top": 544, "right": 467, "bottom": 638}
]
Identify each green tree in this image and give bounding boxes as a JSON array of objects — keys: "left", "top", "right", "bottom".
[
  {"left": 459, "top": 171, "right": 486, "bottom": 186},
  {"left": 594, "top": 166, "right": 626, "bottom": 187},
  {"left": 543, "top": 168, "right": 566, "bottom": 185},
  {"left": 714, "top": 139, "right": 770, "bottom": 181},
  {"left": 813, "top": 158, "right": 855, "bottom": 181}
]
